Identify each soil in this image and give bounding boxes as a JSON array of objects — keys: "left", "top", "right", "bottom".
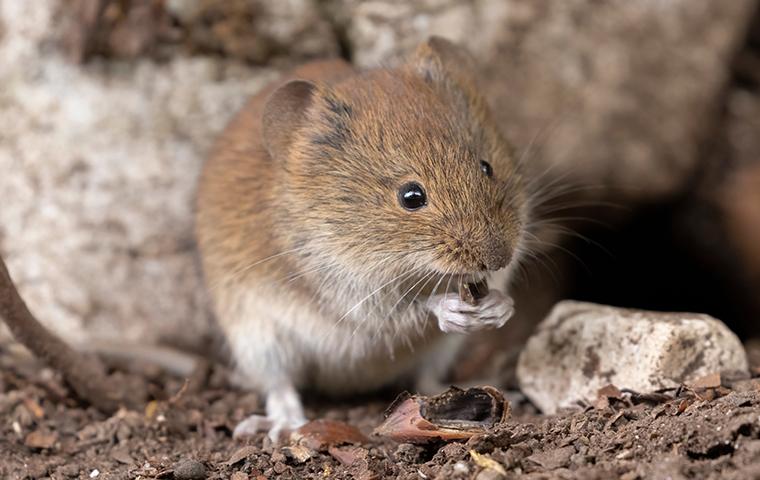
[{"left": 3, "top": 345, "right": 760, "bottom": 480}]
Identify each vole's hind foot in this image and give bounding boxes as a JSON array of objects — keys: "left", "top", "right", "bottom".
[
  {"left": 233, "top": 413, "right": 306, "bottom": 442},
  {"left": 233, "top": 381, "right": 307, "bottom": 442}
]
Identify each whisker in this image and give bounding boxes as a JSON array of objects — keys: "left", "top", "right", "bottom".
[
  {"left": 284, "top": 263, "right": 335, "bottom": 284},
  {"left": 522, "top": 232, "right": 591, "bottom": 275},
  {"left": 366, "top": 268, "right": 436, "bottom": 344},
  {"left": 397, "top": 270, "right": 438, "bottom": 341},
  {"left": 529, "top": 223, "right": 614, "bottom": 259},
  {"left": 318, "top": 264, "right": 423, "bottom": 347},
  {"left": 207, "top": 246, "right": 311, "bottom": 292},
  {"left": 513, "top": 241, "right": 561, "bottom": 287},
  {"left": 528, "top": 215, "right": 613, "bottom": 230}
]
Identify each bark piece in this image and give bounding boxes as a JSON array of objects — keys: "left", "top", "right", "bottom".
[
  {"left": 689, "top": 373, "right": 722, "bottom": 390},
  {"left": 24, "top": 430, "right": 58, "bottom": 449}
]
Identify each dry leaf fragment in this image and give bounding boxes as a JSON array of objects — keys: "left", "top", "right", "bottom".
[
  {"left": 282, "top": 444, "right": 315, "bottom": 464},
  {"left": 594, "top": 384, "right": 624, "bottom": 409},
  {"left": 689, "top": 373, "right": 722, "bottom": 389},
  {"left": 291, "top": 420, "right": 368, "bottom": 451},
  {"left": 676, "top": 398, "right": 693, "bottom": 414},
  {"left": 374, "top": 386, "right": 510, "bottom": 444},
  {"left": 470, "top": 450, "right": 507, "bottom": 476},
  {"left": 328, "top": 446, "right": 375, "bottom": 480},
  {"left": 598, "top": 384, "right": 623, "bottom": 399},
  {"left": 328, "top": 446, "right": 367, "bottom": 466},
  {"left": 227, "top": 445, "right": 258, "bottom": 465},
  {"left": 24, "top": 430, "right": 58, "bottom": 449}
]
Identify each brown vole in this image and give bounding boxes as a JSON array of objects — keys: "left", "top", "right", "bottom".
[{"left": 195, "top": 37, "right": 527, "bottom": 439}]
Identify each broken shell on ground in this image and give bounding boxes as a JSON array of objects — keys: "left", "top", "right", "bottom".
[{"left": 373, "top": 386, "right": 510, "bottom": 444}]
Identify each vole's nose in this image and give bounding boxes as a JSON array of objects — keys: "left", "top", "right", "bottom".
[{"left": 481, "top": 239, "right": 511, "bottom": 271}]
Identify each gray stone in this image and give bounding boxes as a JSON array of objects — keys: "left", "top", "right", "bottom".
[
  {"left": 517, "top": 301, "right": 749, "bottom": 414},
  {"left": 173, "top": 459, "right": 206, "bottom": 480},
  {"left": 0, "top": 0, "right": 276, "bottom": 345}
]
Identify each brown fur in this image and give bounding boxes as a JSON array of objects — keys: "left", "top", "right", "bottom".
[{"left": 195, "top": 38, "right": 527, "bottom": 399}]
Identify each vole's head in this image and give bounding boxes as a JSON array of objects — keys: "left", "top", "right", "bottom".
[{"left": 263, "top": 37, "right": 526, "bottom": 287}]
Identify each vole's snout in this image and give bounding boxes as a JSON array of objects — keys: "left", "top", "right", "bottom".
[
  {"left": 442, "top": 227, "right": 514, "bottom": 273},
  {"left": 480, "top": 238, "right": 512, "bottom": 271}
]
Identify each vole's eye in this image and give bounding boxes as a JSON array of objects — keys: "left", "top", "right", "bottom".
[
  {"left": 398, "top": 182, "right": 427, "bottom": 211},
  {"left": 480, "top": 160, "right": 493, "bottom": 178}
]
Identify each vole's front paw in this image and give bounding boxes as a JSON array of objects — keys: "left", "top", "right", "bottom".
[
  {"left": 233, "top": 413, "right": 307, "bottom": 443},
  {"left": 427, "top": 290, "right": 514, "bottom": 334}
]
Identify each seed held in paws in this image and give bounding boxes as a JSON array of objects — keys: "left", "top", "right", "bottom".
[{"left": 459, "top": 279, "right": 489, "bottom": 305}]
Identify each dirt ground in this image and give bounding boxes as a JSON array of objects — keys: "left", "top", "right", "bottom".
[{"left": 3, "top": 344, "right": 760, "bottom": 480}]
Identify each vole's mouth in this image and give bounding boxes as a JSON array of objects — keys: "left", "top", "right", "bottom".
[
  {"left": 442, "top": 270, "right": 488, "bottom": 283},
  {"left": 431, "top": 271, "right": 488, "bottom": 293}
]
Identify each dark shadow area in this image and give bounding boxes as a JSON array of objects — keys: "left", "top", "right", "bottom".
[{"left": 564, "top": 201, "right": 758, "bottom": 340}]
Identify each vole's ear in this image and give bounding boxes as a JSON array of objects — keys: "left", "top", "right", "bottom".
[
  {"left": 262, "top": 79, "right": 316, "bottom": 161},
  {"left": 409, "top": 36, "right": 479, "bottom": 92}
]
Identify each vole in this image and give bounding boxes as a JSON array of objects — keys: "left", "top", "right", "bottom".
[{"left": 195, "top": 37, "right": 527, "bottom": 440}]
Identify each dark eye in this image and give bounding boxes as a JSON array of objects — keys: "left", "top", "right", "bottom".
[
  {"left": 480, "top": 160, "right": 493, "bottom": 178},
  {"left": 398, "top": 182, "right": 427, "bottom": 211}
]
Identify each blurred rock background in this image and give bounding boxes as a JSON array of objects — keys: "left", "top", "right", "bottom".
[{"left": 0, "top": 1, "right": 758, "bottom": 363}]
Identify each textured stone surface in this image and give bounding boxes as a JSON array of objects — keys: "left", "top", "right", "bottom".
[
  {"left": 517, "top": 301, "right": 749, "bottom": 414},
  {"left": 0, "top": 0, "right": 757, "bottom": 348},
  {"left": 0, "top": 0, "right": 277, "bottom": 344},
  {"left": 58, "top": 0, "right": 339, "bottom": 63},
  {"left": 336, "top": 0, "right": 755, "bottom": 203}
]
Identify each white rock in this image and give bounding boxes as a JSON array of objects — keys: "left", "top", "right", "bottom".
[{"left": 517, "top": 301, "right": 749, "bottom": 414}]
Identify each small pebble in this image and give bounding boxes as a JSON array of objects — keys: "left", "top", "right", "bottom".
[
  {"left": 270, "top": 451, "right": 286, "bottom": 464},
  {"left": 56, "top": 464, "right": 80, "bottom": 478},
  {"left": 273, "top": 461, "right": 288, "bottom": 474},
  {"left": 453, "top": 461, "right": 469, "bottom": 474},
  {"left": 173, "top": 459, "right": 206, "bottom": 480}
]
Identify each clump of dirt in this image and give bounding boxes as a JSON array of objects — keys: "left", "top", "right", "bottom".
[{"left": 3, "top": 345, "right": 760, "bottom": 480}]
